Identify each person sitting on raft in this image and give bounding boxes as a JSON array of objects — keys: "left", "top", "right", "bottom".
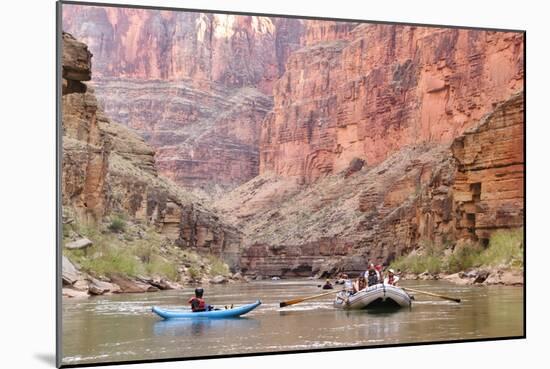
[
  {"left": 384, "top": 269, "right": 400, "bottom": 286},
  {"left": 188, "top": 287, "right": 214, "bottom": 312},
  {"left": 352, "top": 275, "right": 367, "bottom": 293},
  {"left": 342, "top": 274, "right": 353, "bottom": 294},
  {"left": 367, "top": 268, "right": 379, "bottom": 287},
  {"left": 322, "top": 279, "right": 334, "bottom": 289}
]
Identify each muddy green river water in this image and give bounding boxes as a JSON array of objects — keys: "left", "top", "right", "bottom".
[{"left": 61, "top": 279, "right": 523, "bottom": 365}]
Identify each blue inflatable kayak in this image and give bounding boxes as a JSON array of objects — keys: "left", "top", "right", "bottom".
[{"left": 152, "top": 300, "right": 261, "bottom": 319}]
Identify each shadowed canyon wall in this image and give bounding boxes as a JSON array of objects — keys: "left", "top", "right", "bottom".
[{"left": 61, "top": 33, "right": 242, "bottom": 266}]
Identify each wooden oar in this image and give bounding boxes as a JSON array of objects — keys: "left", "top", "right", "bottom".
[
  {"left": 279, "top": 290, "right": 340, "bottom": 308},
  {"left": 402, "top": 287, "right": 461, "bottom": 303}
]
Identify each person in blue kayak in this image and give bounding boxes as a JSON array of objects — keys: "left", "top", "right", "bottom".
[{"left": 188, "top": 287, "right": 214, "bottom": 312}]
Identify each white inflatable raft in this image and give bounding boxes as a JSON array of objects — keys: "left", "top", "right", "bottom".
[{"left": 334, "top": 284, "right": 412, "bottom": 310}]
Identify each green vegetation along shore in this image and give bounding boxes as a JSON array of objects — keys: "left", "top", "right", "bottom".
[
  {"left": 62, "top": 211, "right": 242, "bottom": 298},
  {"left": 391, "top": 228, "right": 524, "bottom": 285}
]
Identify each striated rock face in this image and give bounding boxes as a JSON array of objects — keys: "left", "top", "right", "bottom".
[
  {"left": 61, "top": 33, "right": 109, "bottom": 220},
  {"left": 218, "top": 92, "right": 524, "bottom": 277},
  {"left": 62, "top": 6, "right": 306, "bottom": 189},
  {"left": 301, "top": 20, "right": 358, "bottom": 45},
  {"left": 260, "top": 25, "right": 524, "bottom": 183},
  {"left": 93, "top": 79, "right": 273, "bottom": 190},
  {"left": 62, "top": 6, "right": 304, "bottom": 93},
  {"left": 62, "top": 32, "right": 92, "bottom": 94},
  {"left": 61, "top": 32, "right": 242, "bottom": 265},
  {"left": 450, "top": 92, "right": 524, "bottom": 242}
]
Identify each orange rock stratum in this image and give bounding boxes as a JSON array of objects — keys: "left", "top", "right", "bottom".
[{"left": 261, "top": 24, "right": 523, "bottom": 183}]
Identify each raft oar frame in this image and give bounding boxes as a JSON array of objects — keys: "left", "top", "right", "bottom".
[
  {"left": 279, "top": 290, "right": 341, "bottom": 308},
  {"left": 402, "top": 286, "right": 461, "bottom": 303}
]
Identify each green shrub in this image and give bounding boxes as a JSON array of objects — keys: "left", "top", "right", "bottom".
[
  {"left": 108, "top": 215, "right": 126, "bottom": 233},
  {"left": 62, "top": 223, "right": 72, "bottom": 238},
  {"left": 421, "top": 239, "right": 444, "bottom": 257},
  {"left": 73, "top": 220, "right": 102, "bottom": 240},
  {"left": 80, "top": 247, "right": 142, "bottom": 277},
  {"left": 146, "top": 255, "right": 178, "bottom": 280},
  {"left": 185, "top": 252, "right": 199, "bottom": 263},
  {"left": 64, "top": 248, "right": 86, "bottom": 261},
  {"left": 206, "top": 254, "right": 230, "bottom": 276},
  {"left": 187, "top": 266, "right": 201, "bottom": 280},
  {"left": 134, "top": 241, "right": 153, "bottom": 263},
  {"left": 480, "top": 228, "right": 524, "bottom": 268},
  {"left": 391, "top": 254, "right": 442, "bottom": 274},
  {"left": 445, "top": 242, "right": 483, "bottom": 273},
  {"left": 391, "top": 229, "right": 524, "bottom": 275},
  {"left": 63, "top": 214, "right": 240, "bottom": 283}
]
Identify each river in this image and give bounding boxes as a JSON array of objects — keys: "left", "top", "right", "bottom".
[{"left": 61, "top": 279, "right": 524, "bottom": 365}]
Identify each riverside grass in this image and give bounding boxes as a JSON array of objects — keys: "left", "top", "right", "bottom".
[
  {"left": 62, "top": 216, "right": 229, "bottom": 282},
  {"left": 391, "top": 228, "right": 524, "bottom": 274},
  {"left": 64, "top": 229, "right": 177, "bottom": 280}
]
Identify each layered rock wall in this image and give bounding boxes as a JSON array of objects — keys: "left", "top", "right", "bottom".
[
  {"left": 62, "top": 6, "right": 304, "bottom": 93},
  {"left": 231, "top": 93, "right": 524, "bottom": 277},
  {"left": 93, "top": 79, "right": 273, "bottom": 190},
  {"left": 261, "top": 25, "right": 524, "bottom": 183},
  {"left": 62, "top": 6, "right": 306, "bottom": 189},
  {"left": 62, "top": 5, "right": 525, "bottom": 277},
  {"left": 451, "top": 92, "right": 524, "bottom": 242},
  {"left": 62, "top": 33, "right": 110, "bottom": 220}
]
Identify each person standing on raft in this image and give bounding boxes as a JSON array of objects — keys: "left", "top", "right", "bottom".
[
  {"left": 375, "top": 264, "right": 384, "bottom": 281},
  {"left": 367, "top": 268, "right": 379, "bottom": 287}
]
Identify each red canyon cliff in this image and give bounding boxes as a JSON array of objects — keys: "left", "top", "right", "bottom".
[
  {"left": 217, "top": 92, "right": 523, "bottom": 277},
  {"left": 63, "top": 6, "right": 524, "bottom": 277},
  {"left": 63, "top": 6, "right": 305, "bottom": 190},
  {"left": 260, "top": 24, "right": 523, "bottom": 183},
  {"left": 216, "top": 24, "right": 524, "bottom": 276}
]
